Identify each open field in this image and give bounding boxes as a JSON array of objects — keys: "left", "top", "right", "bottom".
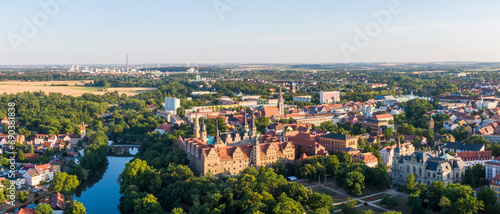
[{"left": 0, "top": 81, "right": 156, "bottom": 96}]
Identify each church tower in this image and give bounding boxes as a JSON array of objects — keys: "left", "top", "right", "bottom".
[
  {"left": 193, "top": 114, "right": 200, "bottom": 138},
  {"left": 200, "top": 118, "right": 207, "bottom": 142},
  {"left": 428, "top": 116, "right": 434, "bottom": 130},
  {"left": 80, "top": 122, "right": 86, "bottom": 140},
  {"left": 278, "top": 86, "right": 284, "bottom": 115}
]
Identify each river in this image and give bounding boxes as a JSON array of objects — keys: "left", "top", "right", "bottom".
[{"left": 74, "top": 156, "right": 133, "bottom": 214}]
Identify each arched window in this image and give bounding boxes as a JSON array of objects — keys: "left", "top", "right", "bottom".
[{"left": 419, "top": 168, "right": 422, "bottom": 176}]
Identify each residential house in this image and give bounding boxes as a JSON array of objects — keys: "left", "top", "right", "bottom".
[
  {"left": 456, "top": 151, "right": 493, "bottom": 167},
  {"left": 155, "top": 123, "right": 173, "bottom": 135},
  {"left": 50, "top": 192, "right": 66, "bottom": 213},
  {"left": 486, "top": 157, "right": 500, "bottom": 180},
  {"left": 380, "top": 142, "right": 415, "bottom": 167},
  {"left": 489, "top": 174, "right": 500, "bottom": 202},
  {"left": 23, "top": 163, "right": 55, "bottom": 187}
]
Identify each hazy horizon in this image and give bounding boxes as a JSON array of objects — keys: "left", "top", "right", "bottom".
[{"left": 2, "top": 0, "right": 500, "bottom": 65}]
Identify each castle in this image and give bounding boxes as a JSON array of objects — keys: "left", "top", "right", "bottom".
[
  {"left": 392, "top": 146, "right": 466, "bottom": 186},
  {"left": 177, "top": 112, "right": 295, "bottom": 177}
]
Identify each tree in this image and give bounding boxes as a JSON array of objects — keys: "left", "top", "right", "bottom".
[
  {"left": 118, "top": 159, "right": 162, "bottom": 195},
  {"left": 133, "top": 193, "right": 164, "bottom": 214},
  {"left": 380, "top": 195, "right": 398, "bottom": 208},
  {"left": 360, "top": 210, "right": 375, "bottom": 214},
  {"left": 397, "top": 123, "right": 415, "bottom": 135},
  {"left": 405, "top": 173, "right": 416, "bottom": 193},
  {"left": 300, "top": 164, "right": 317, "bottom": 182},
  {"left": 273, "top": 193, "right": 305, "bottom": 214},
  {"left": 407, "top": 192, "right": 424, "bottom": 214},
  {"left": 255, "top": 117, "right": 271, "bottom": 133},
  {"left": 170, "top": 207, "right": 187, "bottom": 214},
  {"left": 372, "top": 165, "right": 391, "bottom": 189},
  {"left": 438, "top": 196, "right": 451, "bottom": 213},
  {"left": 428, "top": 181, "right": 446, "bottom": 211},
  {"left": 325, "top": 155, "right": 340, "bottom": 175},
  {"left": 18, "top": 150, "right": 26, "bottom": 161},
  {"left": 36, "top": 203, "right": 54, "bottom": 214},
  {"left": 383, "top": 127, "right": 394, "bottom": 141},
  {"left": 341, "top": 198, "right": 357, "bottom": 214},
  {"left": 339, "top": 152, "right": 353, "bottom": 164},
  {"left": 176, "top": 107, "right": 186, "bottom": 117},
  {"left": 49, "top": 172, "right": 80, "bottom": 195},
  {"left": 478, "top": 187, "right": 498, "bottom": 212},
  {"left": 28, "top": 144, "right": 35, "bottom": 153},
  {"left": 18, "top": 190, "right": 28, "bottom": 203},
  {"left": 442, "top": 183, "right": 484, "bottom": 214},
  {"left": 66, "top": 200, "right": 86, "bottom": 214},
  {"left": 344, "top": 171, "right": 365, "bottom": 196}
]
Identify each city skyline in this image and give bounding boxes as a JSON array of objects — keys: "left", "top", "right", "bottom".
[{"left": 1, "top": 0, "right": 500, "bottom": 65}]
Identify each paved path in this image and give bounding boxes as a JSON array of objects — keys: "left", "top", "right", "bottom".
[{"left": 307, "top": 182, "right": 396, "bottom": 213}]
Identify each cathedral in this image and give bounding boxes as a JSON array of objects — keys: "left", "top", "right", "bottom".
[{"left": 177, "top": 112, "right": 295, "bottom": 177}]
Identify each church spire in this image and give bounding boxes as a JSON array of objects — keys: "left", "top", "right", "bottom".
[
  {"left": 214, "top": 118, "right": 223, "bottom": 146},
  {"left": 251, "top": 115, "right": 257, "bottom": 137},
  {"left": 200, "top": 117, "right": 207, "bottom": 142},
  {"left": 243, "top": 109, "right": 249, "bottom": 130}
]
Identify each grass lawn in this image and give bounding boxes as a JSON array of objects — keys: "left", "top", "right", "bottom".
[
  {"left": 376, "top": 195, "right": 409, "bottom": 213},
  {"left": 324, "top": 181, "right": 386, "bottom": 197},
  {"left": 311, "top": 186, "right": 349, "bottom": 203}
]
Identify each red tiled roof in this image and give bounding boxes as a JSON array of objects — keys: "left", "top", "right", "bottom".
[
  {"left": 50, "top": 192, "right": 66, "bottom": 210},
  {"left": 263, "top": 106, "right": 280, "bottom": 117},
  {"left": 457, "top": 151, "right": 492, "bottom": 161},
  {"left": 156, "top": 123, "right": 173, "bottom": 133},
  {"left": 373, "top": 113, "right": 393, "bottom": 119},
  {"left": 16, "top": 208, "right": 36, "bottom": 214}
]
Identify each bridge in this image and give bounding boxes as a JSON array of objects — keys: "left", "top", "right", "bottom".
[{"left": 108, "top": 144, "right": 140, "bottom": 156}]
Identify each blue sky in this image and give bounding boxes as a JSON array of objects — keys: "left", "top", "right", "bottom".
[{"left": 1, "top": 0, "right": 499, "bottom": 65}]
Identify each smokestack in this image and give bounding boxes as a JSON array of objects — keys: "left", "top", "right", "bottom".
[{"left": 126, "top": 54, "right": 129, "bottom": 73}]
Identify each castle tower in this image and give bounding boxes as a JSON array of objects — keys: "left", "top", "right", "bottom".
[
  {"left": 80, "top": 122, "right": 86, "bottom": 140},
  {"left": 193, "top": 114, "right": 200, "bottom": 138},
  {"left": 250, "top": 116, "right": 257, "bottom": 137},
  {"left": 278, "top": 86, "right": 284, "bottom": 115},
  {"left": 428, "top": 116, "right": 434, "bottom": 131},
  {"left": 291, "top": 82, "right": 296, "bottom": 94},
  {"left": 251, "top": 138, "right": 261, "bottom": 167},
  {"left": 200, "top": 118, "right": 207, "bottom": 142}
]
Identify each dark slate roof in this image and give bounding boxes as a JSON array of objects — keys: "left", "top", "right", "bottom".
[
  {"left": 442, "top": 142, "right": 484, "bottom": 151},
  {"left": 426, "top": 161, "right": 439, "bottom": 171},
  {"left": 322, "top": 133, "right": 357, "bottom": 141},
  {"left": 342, "top": 147, "right": 360, "bottom": 153}
]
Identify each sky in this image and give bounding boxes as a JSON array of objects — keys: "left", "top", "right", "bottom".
[{"left": 0, "top": 0, "right": 499, "bottom": 65}]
